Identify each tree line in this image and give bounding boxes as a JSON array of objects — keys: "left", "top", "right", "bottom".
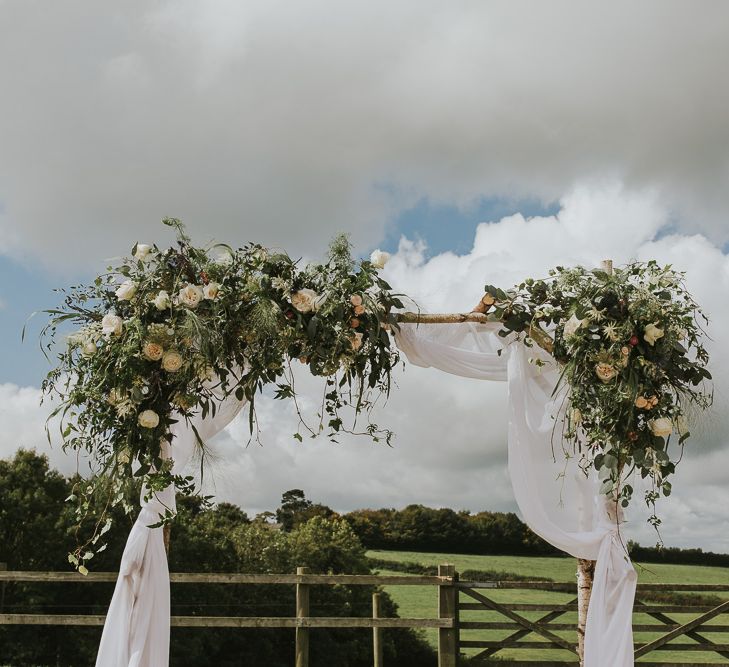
[
  {"left": 279, "top": 489, "right": 729, "bottom": 566},
  {"left": 0, "top": 451, "right": 434, "bottom": 667}
]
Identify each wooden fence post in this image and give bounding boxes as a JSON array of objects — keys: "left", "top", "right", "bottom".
[
  {"left": 373, "top": 592, "right": 384, "bottom": 667},
  {"left": 438, "top": 564, "right": 458, "bottom": 667},
  {"left": 296, "top": 567, "right": 310, "bottom": 667},
  {"left": 0, "top": 563, "right": 6, "bottom": 614}
]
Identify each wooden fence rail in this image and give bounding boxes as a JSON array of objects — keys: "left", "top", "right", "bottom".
[{"left": 2, "top": 566, "right": 729, "bottom": 665}]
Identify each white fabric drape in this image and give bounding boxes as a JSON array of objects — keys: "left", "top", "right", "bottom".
[
  {"left": 395, "top": 322, "right": 637, "bottom": 667},
  {"left": 96, "top": 388, "right": 247, "bottom": 667}
]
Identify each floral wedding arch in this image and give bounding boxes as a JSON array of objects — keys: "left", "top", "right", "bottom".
[{"left": 41, "top": 220, "right": 712, "bottom": 667}]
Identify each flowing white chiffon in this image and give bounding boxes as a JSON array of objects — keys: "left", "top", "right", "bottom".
[
  {"left": 395, "top": 322, "right": 637, "bottom": 667},
  {"left": 95, "top": 389, "right": 247, "bottom": 667}
]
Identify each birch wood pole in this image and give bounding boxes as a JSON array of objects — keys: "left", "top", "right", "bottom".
[{"left": 395, "top": 259, "right": 615, "bottom": 666}]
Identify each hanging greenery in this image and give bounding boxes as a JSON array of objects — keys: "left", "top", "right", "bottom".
[
  {"left": 40, "top": 219, "right": 402, "bottom": 569},
  {"left": 483, "top": 261, "right": 712, "bottom": 533},
  {"left": 39, "top": 220, "right": 712, "bottom": 570}
]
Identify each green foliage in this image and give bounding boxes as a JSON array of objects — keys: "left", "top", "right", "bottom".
[
  {"left": 276, "top": 488, "right": 337, "bottom": 531},
  {"left": 39, "top": 221, "right": 404, "bottom": 568},
  {"left": 486, "top": 261, "right": 712, "bottom": 533}
]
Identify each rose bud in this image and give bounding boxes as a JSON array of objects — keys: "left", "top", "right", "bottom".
[{"left": 629, "top": 335, "right": 639, "bottom": 346}]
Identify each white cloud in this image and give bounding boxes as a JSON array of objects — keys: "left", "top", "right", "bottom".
[
  {"left": 2, "top": 183, "right": 728, "bottom": 551},
  {"left": 1, "top": 2, "right": 729, "bottom": 268}
]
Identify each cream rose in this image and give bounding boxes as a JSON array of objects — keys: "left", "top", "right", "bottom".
[
  {"left": 115, "top": 280, "right": 137, "bottom": 301},
  {"left": 563, "top": 314, "right": 583, "bottom": 339},
  {"left": 101, "top": 313, "right": 123, "bottom": 337},
  {"left": 370, "top": 249, "right": 391, "bottom": 269},
  {"left": 153, "top": 290, "right": 171, "bottom": 311},
  {"left": 649, "top": 417, "right": 673, "bottom": 438},
  {"left": 134, "top": 244, "right": 153, "bottom": 260},
  {"left": 644, "top": 323, "right": 664, "bottom": 346},
  {"left": 595, "top": 362, "right": 617, "bottom": 383},
  {"left": 350, "top": 294, "right": 363, "bottom": 307},
  {"left": 178, "top": 284, "right": 204, "bottom": 309},
  {"left": 351, "top": 332, "right": 364, "bottom": 351},
  {"left": 81, "top": 339, "right": 97, "bottom": 357},
  {"left": 138, "top": 409, "right": 160, "bottom": 429},
  {"left": 635, "top": 396, "right": 649, "bottom": 409},
  {"left": 291, "top": 288, "right": 319, "bottom": 313},
  {"left": 162, "top": 350, "right": 184, "bottom": 372},
  {"left": 142, "top": 341, "right": 164, "bottom": 361},
  {"left": 203, "top": 282, "right": 220, "bottom": 300}
]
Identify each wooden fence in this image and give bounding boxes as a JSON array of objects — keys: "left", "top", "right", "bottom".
[{"left": 1, "top": 564, "right": 729, "bottom": 665}]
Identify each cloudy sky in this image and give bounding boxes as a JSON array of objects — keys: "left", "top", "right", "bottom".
[{"left": 1, "top": 1, "right": 729, "bottom": 551}]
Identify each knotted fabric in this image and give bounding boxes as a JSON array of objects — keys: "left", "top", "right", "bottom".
[
  {"left": 95, "top": 385, "right": 247, "bottom": 667},
  {"left": 395, "top": 322, "right": 637, "bottom": 667}
]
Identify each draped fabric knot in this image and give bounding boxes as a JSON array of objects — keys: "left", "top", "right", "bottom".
[{"left": 395, "top": 322, "right": 636, "bottom": 667}]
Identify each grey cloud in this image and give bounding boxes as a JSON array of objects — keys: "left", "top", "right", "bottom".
[{"left": 1, "top": 1, "right": 729, "bottom": 269}]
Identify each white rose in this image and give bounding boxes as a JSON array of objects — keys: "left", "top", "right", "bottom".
[
  {"left": 81, "top": 339, "right": 97, "bottom": 357},
  {"left": 203, "top": 282, "right": 220, "bottom": 300},
  {"left": 134, "top": 244, "right": 153, "bottom": 260},
  {"left": 649, "top": 417, "right": 673, "bottom": 438},
  {"left": 101, "top": 313, "right": 123, "bottom": 337},
  {"left": 153, "top": 290, "right": 170, "bottom": 311},
  {"left": 115, "top": 280, "right": 137, "bottom": 301},
  {"left": 563, "top": 314, "right": 583, "bottom": 339},
  {"left": 162, "top": 350, "right": 184, "bottom": 372},
  {"left": 370, "top": 249, "right": 391, "bottom": 269},
  {"left": 178, "top": 284, "right": 203, "bottom": 309},
  {"left": 644, "top": 323, "right": 665, "bottom": 346},
  {"left": 291, "top": 288, "right": 319, "bottom": 313},
  {"left": 138, "top": 409, "right": 160, "bottom": 429}
]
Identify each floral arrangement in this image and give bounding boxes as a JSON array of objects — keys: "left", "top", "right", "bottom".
[
  {"left": 40, "top": 219, "right": 401, "bottom": 569},
  {"left": 482, "top": 261, "right": 712, "bottom": 532}
]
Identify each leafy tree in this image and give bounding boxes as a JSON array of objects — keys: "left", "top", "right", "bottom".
[{"left": 276, "top": 489, "right": 336, "bottom": 531}]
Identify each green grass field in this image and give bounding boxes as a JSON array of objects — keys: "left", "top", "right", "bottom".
[{"left": 367, "top": 550, "right": 729, "bottom": 664}]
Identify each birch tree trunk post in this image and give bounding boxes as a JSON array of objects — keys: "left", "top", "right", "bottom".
[{"left": 576, "top": 260, "right": 612, "bottom": 665}]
